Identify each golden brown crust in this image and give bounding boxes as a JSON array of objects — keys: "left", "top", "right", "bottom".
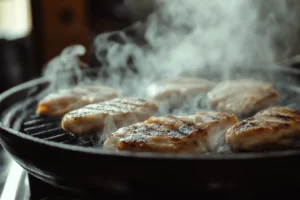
[
  {"left": 61, "top": 98, "right": 159, "bottom": 136},
  {"left": 36, "top": 86, "right": 119, "bottom": 116},
  {"left": 104, "top": 112, "right": 238, "bottom": 153},
  {"left": 226, "top": 107, "right": 300, "bottom": 151}
]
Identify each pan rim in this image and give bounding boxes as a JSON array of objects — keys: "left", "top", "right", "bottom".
[{"left": 1, "top": 66, "right": 300, "bottom": 161}]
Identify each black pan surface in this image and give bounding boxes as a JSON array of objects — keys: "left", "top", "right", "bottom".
[{"left": 1, "top": 66, "right": 300, "bottom": 196}]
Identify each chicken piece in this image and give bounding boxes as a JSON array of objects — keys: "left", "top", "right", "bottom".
[
  {"left": 36, "top": 86, "right": 119, "bottom": 116},
  {"left": 147, "top": 77, "right": 216, "bottom": 109},
  {"left": 207, "top": 80, "right": 279, "bottom": 116},
  {"left": 226, "top": 107, "right": 300, "bottom": 151},
  {"left": 103, "top": 111, "right": 238, "bottom": 153},
  {"left": 61, "top": 98, "right": 159, "bottom": 136}
]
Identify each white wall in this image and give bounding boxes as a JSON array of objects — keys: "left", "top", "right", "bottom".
[{"left": 0, "top": 0, "right": 32, "bottom": 39}]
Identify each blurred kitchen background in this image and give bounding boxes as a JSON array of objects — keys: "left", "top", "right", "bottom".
[
  {"left": 0, "top": 0, "right": 153, "bottom": 194},
  {"left": 2, "top": 0, "right": 300, "bottom": 93},
  {"left": 0, "top": 0, "right": 147, "bottom": 93}
]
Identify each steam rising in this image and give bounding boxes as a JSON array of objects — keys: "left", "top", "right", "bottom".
[
  {"left": 43, "top": 0, "right": 300, "bottom": 106},
  {"left": 43, "top": 45, "right": 86, "bottom": 90},
  {"left": 93, "top": 0, "right": 300, "bottom": 80},
  {"left": 10, "top": 0, "right": 298, "bottom": 152}
]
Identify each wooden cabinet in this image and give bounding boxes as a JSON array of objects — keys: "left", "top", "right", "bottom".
[
  {"left": 30, "top": 0, "right": 129, "bottom": 70},
  {"left": 31, "top": 0, "right": 90, "bottom": 65}
]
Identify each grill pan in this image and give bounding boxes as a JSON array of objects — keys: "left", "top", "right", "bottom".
[{"left": 1, "top": 66, "right": 300, "bottom": 197}]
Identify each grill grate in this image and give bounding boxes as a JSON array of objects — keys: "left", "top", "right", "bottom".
[
  {"left": 18, "top": 82, "right": 300, "bottom": 149},
  {"left": 22, "top": 112, "right": 97, "bottom": 147}
]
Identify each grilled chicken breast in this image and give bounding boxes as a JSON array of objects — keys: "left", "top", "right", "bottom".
[
  {"left": 147, "top": 77, "right": 216, "bottom": 109},
  {"left": 61, "top": 98, "right": 159, "bottom": 136},
  {"left": 207, "top": 80, "right": 279, "bottom": 116},
  {"left": 226, "top": 107, "right": 300, "bottom": 151},
  {"left": 103, "top": 111, "right": 238, "bottom": 153},
  {"left": 37, "top": 86, "right": 119, "bottom": 116}
]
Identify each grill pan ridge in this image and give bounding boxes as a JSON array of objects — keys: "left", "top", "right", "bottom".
[
  {"left": 22, "top": 111, "right": 96, "bottom": 147},
  {"left": 1, "top": 67, "right": 300, "bottom": 195}
]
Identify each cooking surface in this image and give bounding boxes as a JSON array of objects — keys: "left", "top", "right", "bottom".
[
  {"left": 2, "top": 67, "right": 300, "bottom": 198},
  {"left": 15, "top": 77, "right": 300, "bottom": 154},
  {"left": 22, "top": 113, "right": 96, "bottom": 147}
]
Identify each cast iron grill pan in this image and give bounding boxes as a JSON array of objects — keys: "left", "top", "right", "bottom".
[
  {"left": 2, "top": 67, "right": 300, "bottom": 196},
  {"left": 22, "top": 111, "right": 96, "bottom": 147}
]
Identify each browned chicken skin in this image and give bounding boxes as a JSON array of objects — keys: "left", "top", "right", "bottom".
[
  {"left": 61, "top": 98, "right": 159, "bottom": 136},
  {"left": 147, "top": 77, "right": 216, "bottom": 109},
  {"left": 36, "top": 86, "right": 119, "bottom": 116},
  {"left": 103, "top": 111, "right": 238, "bottom": 153},
  {"left": 207, "top": 80, "right": 279, "bottom": 116},
  {"left": 226, "top": 107, "right": 300, "bottom": 151}
]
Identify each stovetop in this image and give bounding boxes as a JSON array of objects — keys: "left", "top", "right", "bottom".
[
  {"left": 0, "top": 160, "right": 29, "bottom": 200},
  {"left": 0, "top": 160, "right": 90, "bottom": 200},
  {"left": 0, "top": 149, "right": 12, "bottom": 198}
]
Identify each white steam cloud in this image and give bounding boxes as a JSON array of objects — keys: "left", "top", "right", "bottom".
[
  {"left": 44, "top": 0, "right": 300, "bottom": 98},
  {"left": 92, "top": 0, "right": 300, "bottom": 84}
]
